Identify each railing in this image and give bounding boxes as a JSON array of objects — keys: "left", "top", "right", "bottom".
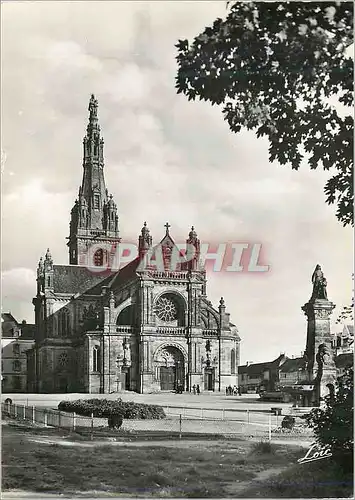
[
  {"left": 116, "top": 326, "right": 133, "bottom": 333},
  {"left": 150, "top": 271, "right": 188, "bottom": 280},
  {"left": 1, "top": 401, "right": 314, "bottom": 442},
  {"left": 156, "top": 327, "right": 187, "bottom": 335},
  {"left": 202, "top": 329, "right": 218, "bottom": 336}
]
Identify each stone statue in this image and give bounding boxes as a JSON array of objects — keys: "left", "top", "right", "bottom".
[
  {"left": 123, "top": 339, "right": 131, "bottom": 365},
  {"left": 311, "top": 265, "right": 328, "bottom": 300},
  {"left": 315, "top": 343, "right": 331, "bottom": 382},
  {"left": 316, "top": 343, "right": 331, "bottom": 367}
]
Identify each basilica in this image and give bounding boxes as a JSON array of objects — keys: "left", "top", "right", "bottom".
[{"left": 26, "top": 95, "right": 241, "bottom": 394}]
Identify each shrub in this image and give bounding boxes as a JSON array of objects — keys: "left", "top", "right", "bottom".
[
  {"left": 281, "top": 416, "right": 296, "bottom": 430},
  {"left": 250, "top": 441, "right": 275, "bottom": 455},
  {"left": 108, "top": 415, "right": 123, "bottom": 430},
  {"left": 58, "top": 398, "right": 166, "bottom": 420},
  {"left": 306, "top": 368, "right": 354, "bottom": 472}
]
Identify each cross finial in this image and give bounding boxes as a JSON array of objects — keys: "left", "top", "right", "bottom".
[{"left": 164, "top": 222, "right": 171, "bottom": 234}]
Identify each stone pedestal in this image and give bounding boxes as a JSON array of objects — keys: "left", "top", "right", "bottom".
[{"left": 302, "top": 298, "right": 336, "bottom": 406}]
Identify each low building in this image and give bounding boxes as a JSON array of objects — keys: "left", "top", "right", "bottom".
[
  {"left": 238, "top": 354, "right": 286, "bottom": 393},
  {"left": 278, "top": 357, "right": 306, "bottom": 389},
  {"left": 332, "top": 324, "right": 354, "bottom": 355},
  {"left": 1, "top": 314, "right": 35, "bottom": 393}
]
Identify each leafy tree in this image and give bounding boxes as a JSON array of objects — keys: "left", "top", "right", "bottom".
[
  {"left": 306, "top": 367, "right": 354, "bottom": 471},
  {"left": 176, "top": 2, "right": 354, "bottom": 226},
  {"left": 335, "top": 273, "right": 354, "bottom": 324}
]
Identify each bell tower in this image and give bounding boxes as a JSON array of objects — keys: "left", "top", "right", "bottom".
[{"left": 67, "top": 95, "right": 120, "bottom": 267}]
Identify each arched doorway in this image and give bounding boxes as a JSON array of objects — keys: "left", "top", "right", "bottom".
[{"left": 155, "top": 346, "right": 185, "bottom": 391}]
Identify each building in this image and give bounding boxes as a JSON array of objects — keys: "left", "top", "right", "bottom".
[
  {"left": 332, "top": 324, "right": 354, "bottom": 355},
  {"left": 27, "top": 95, "right": 241, "bottom": 394},
  {"left": 238, "top": 354, "right": 286, "bottom": 393},
  {"left": 1, "top": 314, "right": 35, "bottom": 393}
]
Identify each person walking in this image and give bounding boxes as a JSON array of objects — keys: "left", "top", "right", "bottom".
[
  {"left": 192, "top": 384, "right": 196, "bottom": 395},
  {"left": 196, "top": 384, "right": 200, "bottom": 395}
]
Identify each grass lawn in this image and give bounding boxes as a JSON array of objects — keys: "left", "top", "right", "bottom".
[{"left": 2, "top": 421, "right": 353, "bottom": 498}]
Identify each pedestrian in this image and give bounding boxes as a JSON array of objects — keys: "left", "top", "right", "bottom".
[
  {"left": 196, "top": 384, "right": 200, "bottom": 395},
  {"left": 225, "top": 386, "right": 228, "bottom": 396},
  {"left": 238, "top": 387, "right": 241, "bottom": 396},
  {"left": 192, "top": 384, "right": 196, "bottom": 395},
  {"left": 228, "top": 385, "right": 232, "bottom": 395}
]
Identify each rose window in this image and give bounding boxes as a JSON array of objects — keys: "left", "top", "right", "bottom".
[
  {"left": 155, "top": 296, "right": 178, "bottom": 322},
  {"left": 59, "top": 353, "right": 68, "bottom": 367}
]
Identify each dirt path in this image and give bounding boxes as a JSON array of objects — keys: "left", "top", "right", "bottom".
[
  {"left": 223, "top": 465, "right": 288, "bottom": 496},
  {"left": 27, "top": 436, "right": 247, "bottom": 450}
]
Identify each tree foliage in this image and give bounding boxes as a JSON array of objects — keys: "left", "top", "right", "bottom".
[
  {"left": 306, "top": 367, "right": 354, "bottom": 471},
  {"left": 176, "top": 1, "right": 354, "bottom": 226},
  {"left": 335, "top": 273, "right": 354, "bottom": 324}
]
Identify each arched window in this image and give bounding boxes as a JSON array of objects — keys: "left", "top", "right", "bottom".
[
  {"left": 231, "top": 349, "right": 236, "bottom": 374},
  {"left": 93, "top": 248, "right": 108, "bottom": 267},
  {"left": 93, "top": 346, "right": 101, "bottom": 372},
  {"left": 13, "top": 360, "right": 21, "bottom": 372},
  {"left": 117, "top": 306, "right": 132, "bottom": 326},
  {"left": 58, "top": 308, "right": 70, "bottom": 337},
  {"left": 93, "top": 194, "right": 100, "bottom": 210}
]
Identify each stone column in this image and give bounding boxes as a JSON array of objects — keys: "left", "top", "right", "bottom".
[{"left": 302, "top": 294, "right": 336, "bottom": 405}]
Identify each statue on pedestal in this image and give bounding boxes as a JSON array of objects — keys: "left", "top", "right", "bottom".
[{"left": 311, "top": 265, "right": 328, "bottom": 300}]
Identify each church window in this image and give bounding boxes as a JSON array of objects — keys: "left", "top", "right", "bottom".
[
  {"left": 13, "top": 376, "right": 21, "bottom": 390},
  {"left": 231, "top": 349, "right": 236, "bottom": 374},
  {"left": 93, "top": 194, "right": 100, "bottom": 209},
  {"left": 13, "top": 360, "right": 21, "bottom": 372},
  {"left": 93, "top": 248, "right": 108, "bottom": 267},
  {"left": 58, "top": 308, "right": 70, "bottom": 337},
  {"left": 47, "top": 276, "right": 51, "bottom": 287},
  {"left": 13, "top": 344, "right": 20, "bottom": 356},
  {"left": 93, "top": 346, "right": 101, "bottom": 372},
  {"left": 59, "top": 353, "right": 68, "bottom": 368},
  {"left": 155, "top": 295, "right": 178, "bottom": 322}
]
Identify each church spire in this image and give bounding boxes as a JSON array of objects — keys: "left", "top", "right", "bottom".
[{"left": 67, "top": 95, "right": 120, "bottom": 266}]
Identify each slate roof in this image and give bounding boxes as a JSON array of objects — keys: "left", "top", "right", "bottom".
[
  {"left": 279, "top": 357, "right": 305, "bottom": 373},
  {"left": 1, "top": 312, "right": 18, "bottom": 325},
  {"left": 84, "top": 258, "right": 140, "bottom": 295},
  {"left": 345, "top": 324, "right": 354, "bottom": 335},
  {"left": 53, "top": 265, "right": 115, "bottom": 295},
  {"left": 238, "top": 355, "right": 286, "bottom": 376}
]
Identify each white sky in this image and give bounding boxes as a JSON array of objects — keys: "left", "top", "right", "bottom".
[{"left": 1, "top": 1, "right": 353, "bottom": 363}]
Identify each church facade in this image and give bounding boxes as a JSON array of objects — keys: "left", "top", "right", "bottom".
[{"left": 27, "top": 95, "right": 241, "bottom": 394}]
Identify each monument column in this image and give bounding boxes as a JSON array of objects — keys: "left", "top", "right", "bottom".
[{"left": 302, "top": 265, "right": 336, "bottom": 406}]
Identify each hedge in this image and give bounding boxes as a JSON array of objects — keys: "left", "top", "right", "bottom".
[{"left": 58, "top": 398, "right": 166, "bottom": 420}]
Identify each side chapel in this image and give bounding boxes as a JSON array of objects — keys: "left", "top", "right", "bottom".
[{"left": 27, "top": 95, "right": 241, "bottom": 394}]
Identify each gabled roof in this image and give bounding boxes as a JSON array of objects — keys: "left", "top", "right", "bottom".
[
  {"left": 1, "top": 312, "right": 18, "bottom": 324},
  {"left": 345, "top": 324, "right": 354, "bottom": 335},
  {"left": 53, "top": 265, "right": 115, "bottom": 295}
]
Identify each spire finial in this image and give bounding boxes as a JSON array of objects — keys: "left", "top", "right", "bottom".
[
  {"left": 189, "top": 225, "right": 197, "bottom": 240},
  {"left": 164, "top": 222, "right": 171, "bottom": 234},
  {"left": 88, "top": 94, "right": 98, "bottom": 122}
]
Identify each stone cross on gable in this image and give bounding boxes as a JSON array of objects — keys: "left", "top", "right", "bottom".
[{"left": 164, "top": 222, "right": 171, "bottom": 234}]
